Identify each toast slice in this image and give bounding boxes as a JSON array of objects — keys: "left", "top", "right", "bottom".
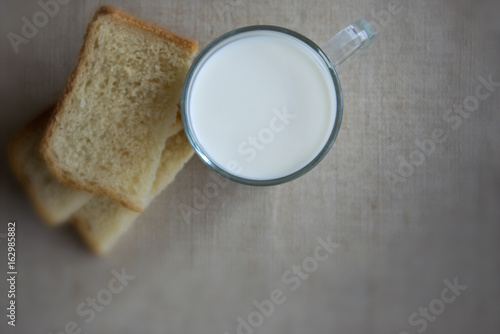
[
  {"left": 41, "top": 6, "right": 198, "bottom": 212},
  {"left": 8, "top": 109, "right": 93, "bottom": 225},
  {"left": 72, "top": 131, "right": 194, "bottom": 254},
  {"left": 8, "top": 107, "right": 184, "bottom": 226}
]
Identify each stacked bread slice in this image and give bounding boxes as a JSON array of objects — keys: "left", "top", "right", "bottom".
[
  {"left": 7, "top": 7, "right": 198, "bottom": 254},
  {"left": 8, "top": 108, "right": 94, "bottom": 226}
]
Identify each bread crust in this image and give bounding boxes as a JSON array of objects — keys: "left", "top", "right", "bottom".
[
  {"left": 40, "top": 6, "right": 198, "bottom": 213},
  {"left": 70, "top": 131, "right": 194, "bottom": 255},
  {"left": 97, "top": 6, "right": 198, "bottom": 52},
  {"left": 71, "top": 219, "right": 105, "bottom": 255},
  {"left": 8, "top": 106, "right": 61, "bottom": 225}
]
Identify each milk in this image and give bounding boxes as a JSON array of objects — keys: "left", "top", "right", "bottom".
[{"left": 186, "top": 30, "right": 337, "bottom": 180}]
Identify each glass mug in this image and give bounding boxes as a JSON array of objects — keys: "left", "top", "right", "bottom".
[{"left": 181, "top": 20, "right": 376, "bottom": 186}]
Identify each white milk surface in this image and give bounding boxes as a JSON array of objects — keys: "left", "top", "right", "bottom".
[{"left": 187, "top": 30, "right": 337, "bottom": 180}]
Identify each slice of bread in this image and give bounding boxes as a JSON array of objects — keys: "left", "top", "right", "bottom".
[
  {"left": 8, "top": 108, "right": 93, "bottom": 225},
  {"left": 72, "top": 131, "right": 194, "bottom": 254},
  {"left": 8, "top": 106, "right": 184, "bottom": 226},
  {"left": 41, "top": 6, "right": 198, "bottom": 212}
]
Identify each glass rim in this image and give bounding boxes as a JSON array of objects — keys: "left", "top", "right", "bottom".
[{"left": 180, "top": 25, "right": 343, "bottom": 186}]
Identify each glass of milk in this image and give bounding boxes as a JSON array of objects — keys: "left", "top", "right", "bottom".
[{"left": 181, "top": 20, "right": 376, "bottom": 185}]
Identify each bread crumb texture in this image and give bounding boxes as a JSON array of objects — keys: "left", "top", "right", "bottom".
[
  {"left": 8, "top": 111, "right": 92, "bottom": 225},
  {"left": 43, "top": 8, "right": 197, "bottom": 211}
]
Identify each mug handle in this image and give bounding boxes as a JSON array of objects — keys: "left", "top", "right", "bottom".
[{"left": 322, "top": 19, "right": 377, "bottom": 73}]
